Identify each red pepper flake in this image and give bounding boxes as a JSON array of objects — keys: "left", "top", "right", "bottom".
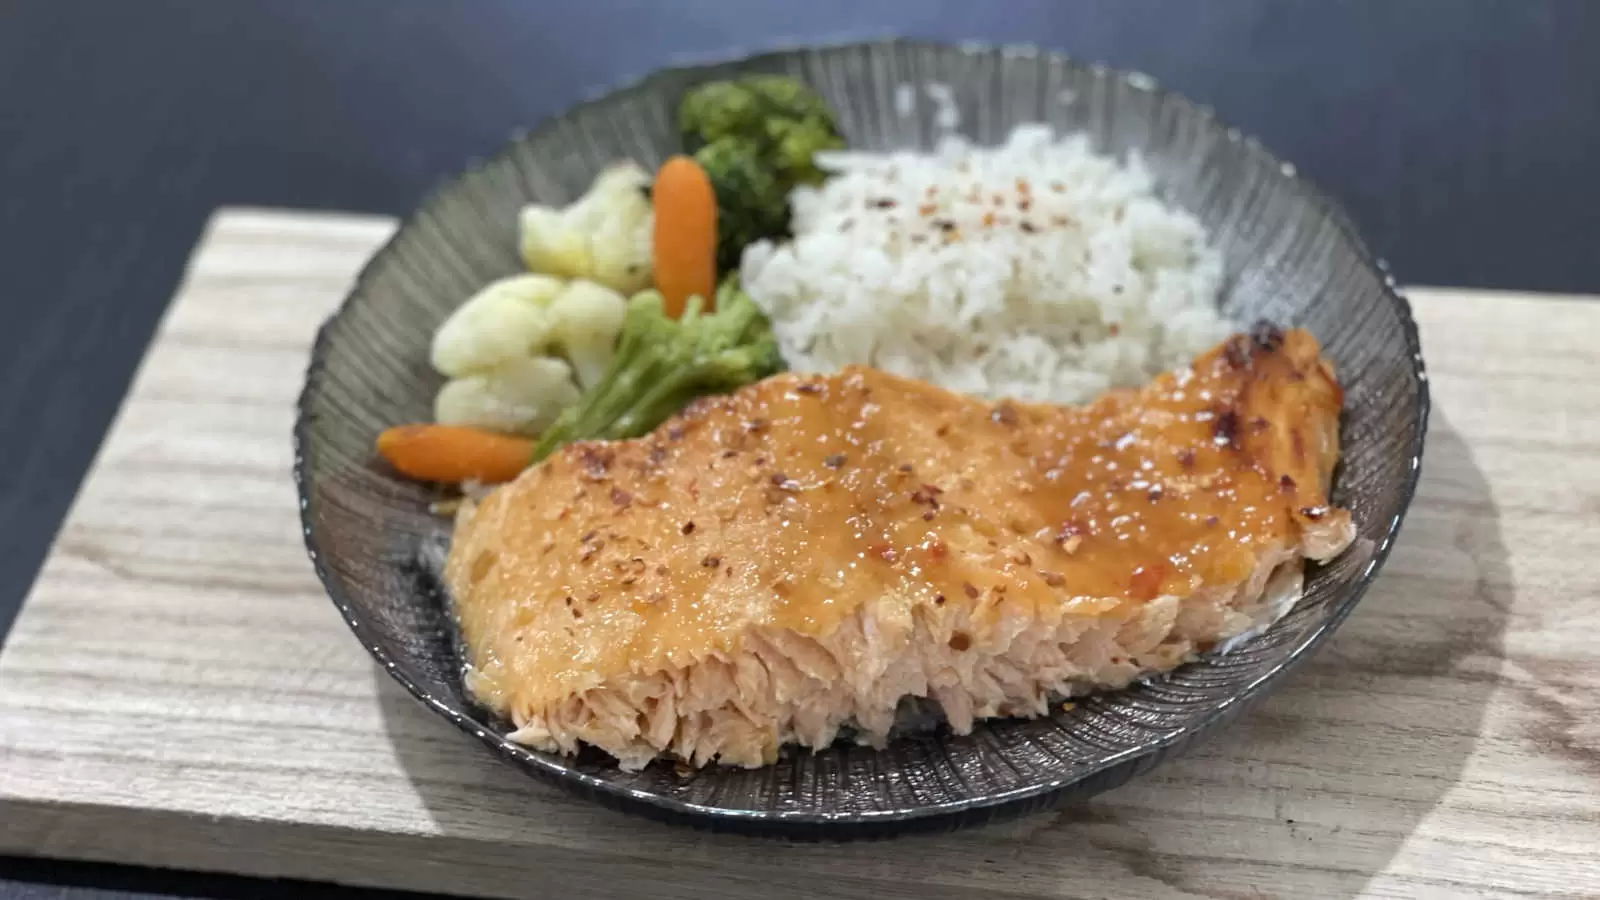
[
  {"left": 926, "top": 539, "right": 948, "bottom": 561},
  {"left": 666, "top": 425, "right": 684, "bottom": 442},
  {"left": 962, "top": 581, "right": 980, "bottom": 599},
  {"left": 610, "top": 487, "right": 633, "bottom": 508},
  {"left": 1223, "top": 336, "right": 1253, "bottom": 370},
  {"left": 1176, "top": 448, "right": 1196, "bottom": 470},
  {"left": 681, "top": 521, "right": 696, "bottom": 535},
  {"left": 1279, "top": 474, "right": 1296, "bottom": 492},
  {"left": 1205, "top": 515, "right": 1220, "bottom": 527},
  {"left": 948, "top": 631, "right": 972, "bottom": 652},
  {"left": 933, "top": 594, "right": 946, "bottom": 606},
  {"left": 701, "top": 554, "right": 722, "bottom": 568},
  {"left": 1130, "top": 564, "right": 1166, "bottom": 601},
  {"left": 823, "top": 453, "right": 847, "bottom": 469},
  {"left": 1213, "top": 409, "right": 1241, "bottom": 449}
]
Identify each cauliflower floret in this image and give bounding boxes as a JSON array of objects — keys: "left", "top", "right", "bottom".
[
  {"left": 430, "top": 274, "right": 564, "bottom": 378},
  {"left": 434, "top": 356, "right": 581, "bottom": 435},
  {"left": 547, "top": 280, "right": 628, "bottom": 389},
  {"left": 519, "top": 162, "right": 653, "bottom": 295}
]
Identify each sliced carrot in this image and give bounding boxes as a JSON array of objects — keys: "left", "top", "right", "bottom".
[
  {"left": 652, "top": 155, "right": 717, "bottom": 318},
  {"left": 375, "top": 424, "right": 533, "bottom": 484}
]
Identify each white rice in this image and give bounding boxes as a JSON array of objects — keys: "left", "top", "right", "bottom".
[{"left": 740, "top": 124, "right": 1233, "bottom": 405}]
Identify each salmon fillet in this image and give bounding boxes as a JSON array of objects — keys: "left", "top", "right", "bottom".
[{"left": 445, "top": 324, "right": 1353, "bottom": 770}]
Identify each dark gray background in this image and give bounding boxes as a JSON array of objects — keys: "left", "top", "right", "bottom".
[{"left": 1, "top": 0, "right": 1595, "bottom": 897}]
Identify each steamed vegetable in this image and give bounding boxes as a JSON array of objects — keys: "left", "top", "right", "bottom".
[
  {"left": 531, "top": 282, "right": 783, "bottom": 462},
  {"left": 434, "top": 356, "right": 581, "bottom": 435},
  {"left": 650, "top": 155, "right": 718, "bottom": 319},
  {"left": 376, "top": 424, "right": 534, "bottom": 484},
  {"left": 431, "top": 274, "right": 563, "bottom": 378},
  {"left": 547, "top": 280, "right": 630, "bottom": 389},
  {"left": 518, "top": 162, "right": 653, "bottom": 294},
  {"left": 676, "top": 75, "right": 844, "bottom": 272},
  {"left": 430, "top": 274, "right": 629, "bottom": 433}
]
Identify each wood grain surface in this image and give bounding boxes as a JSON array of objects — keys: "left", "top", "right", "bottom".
[{"left": 0, "top": 209, "right": 1595, "bottom": 900}]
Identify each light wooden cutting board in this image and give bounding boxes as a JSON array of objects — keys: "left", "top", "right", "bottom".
[{"left": 0, "top": 208, "right": 1595, "bottom": 900}]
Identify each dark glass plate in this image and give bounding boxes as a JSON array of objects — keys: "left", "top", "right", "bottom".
[{"left": 294, "top": 39, "right": 1428, "bottom": 838}]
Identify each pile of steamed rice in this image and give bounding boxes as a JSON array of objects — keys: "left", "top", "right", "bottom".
[{"left": 740, "top": 124, "right": 1232, "bottom": 403}]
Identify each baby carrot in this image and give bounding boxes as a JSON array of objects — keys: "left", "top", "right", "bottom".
[
  {"left": 652, "top": 155, "right": 717, "bottom": 319},
  {"left": 375, "top": 424, "right": 533, "bottom": 484}
]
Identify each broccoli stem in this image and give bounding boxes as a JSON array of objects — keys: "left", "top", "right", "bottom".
[{"left": 529, "top": 288, "right": 782, "bottom": 463}]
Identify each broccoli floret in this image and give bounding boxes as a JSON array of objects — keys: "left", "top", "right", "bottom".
[
  {"left": 693, "top": 137, "right": 788, "bottom": 272},
  {"left": 530, "top": 282, "right": 784, "bottom": 462},
  {"left": 676, "top": 75, "right": 844, "bottom": 272}
]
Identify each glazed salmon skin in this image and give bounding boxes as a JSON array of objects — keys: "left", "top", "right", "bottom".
[{"left": 445, "top": 324, "right": 1353, "bottom": 769}]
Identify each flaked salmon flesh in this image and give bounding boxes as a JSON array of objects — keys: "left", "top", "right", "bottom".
[{"left": 445, "top": 325, "right": 1353, "bottom": 770}]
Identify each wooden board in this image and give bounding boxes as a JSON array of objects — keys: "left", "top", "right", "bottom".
[{"left": 1, "top": 208, "right": 1596, "bottom": 900}]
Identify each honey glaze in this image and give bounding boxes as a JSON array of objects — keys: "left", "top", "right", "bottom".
[{"left": 447, "top": 325, "right": 1346, "bottom": 710}]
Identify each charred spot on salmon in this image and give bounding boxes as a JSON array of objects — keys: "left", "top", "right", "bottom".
[
  {"left": 991, "top": 404, "right": 1019, "bottom": 426},
  {"left": 897, "top": 463, "right": 914, "bottom": 474},
  {"left": 1205, "top": 514, "right": 1220, "bottom": 526},
  {"left": 720, "top": 449, "right": 738, "bottom": 459},
  {"left": 926, "top": 539, "right": 948, "bottom": 560},
  {"left": 823, "top": 453, "right": 847, "bottom": 469},
  {"left": 610, "top": 487, "right": 633, "bottom": 508},
  {"left": 936, "top": 423, "right": 951, "bottom": 437},
  {"left": 1280, "top": 474, "right": 1297, "bottom": 492},
  {"left": 1249, "top": 320, "right": 1286, "bottom": 352},
  {"left": 922, "top": 510, "right": 937, "bottom": 521},
  {"left": 933, "top": 594, "right": 946, "bottom": 606},
  {"left": 1251, "top": 416, "right": 1270, "bottom": 433},
  {"left": 962, "top": 582, "right": 980, "bottom": 599},
  {"left": 770, "top": 473, "right": 801, "bottom": 492},
  {"left": 701, "top": 554, "right": 721, "bottom": 568},
  {"left": 796, "top": 382, "right": 823, "bottom": 395},
  {"left": 1223, "top": 336, "right": 1253, "bottom": 370},
  {"left": 1213, "top": 409, "right": 1241, "bottom": 449},
  {"left": 948, "top": 632, "right": 972, "bottom": 652},
  {"left": 680, "top": 521, "right": 695, "bottom": 535}
]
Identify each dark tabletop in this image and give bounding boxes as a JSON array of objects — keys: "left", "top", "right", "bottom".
[{"left": 2, "top": 0, "right": 1597, "bottom": 897}]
